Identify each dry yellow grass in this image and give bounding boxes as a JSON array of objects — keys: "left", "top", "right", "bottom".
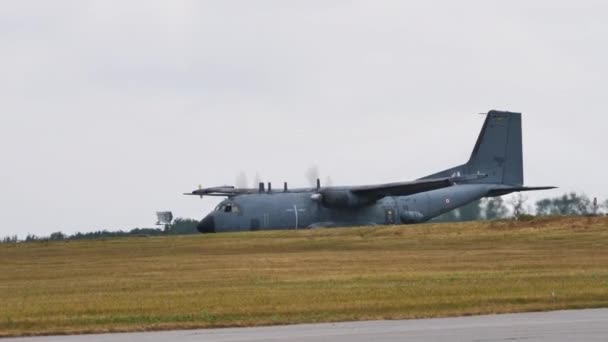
[{"left": 1, "top": 216, "right": 608, "bottom": 337}]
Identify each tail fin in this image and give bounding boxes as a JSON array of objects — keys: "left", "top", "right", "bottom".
[
  {"left": 421, "top": 110, "right": 523, "bottom": 185},
  {"left": 466, "top": 110, "right": 523, "bottom": 185}
]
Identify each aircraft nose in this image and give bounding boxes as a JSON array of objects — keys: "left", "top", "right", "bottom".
[{"left": 197, "top": 215, "right": 215, "bottom": 233}]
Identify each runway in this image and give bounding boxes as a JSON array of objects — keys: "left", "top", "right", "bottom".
[{"left": 6, "top": 309, "right": 608, "bottom": 342}]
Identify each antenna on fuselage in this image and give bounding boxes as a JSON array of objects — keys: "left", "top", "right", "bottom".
[
  {"left": 284, "top": 182, "right": 288, "bottom": 192},
  {"left": 267, "top": 182, "right": 272, "bottom": 193},
  {"left": 316, "top": 178, "right": 321, "bottom": 190},
  {"left": 258, "top": 182, "right": 265, "bottom": 193}
]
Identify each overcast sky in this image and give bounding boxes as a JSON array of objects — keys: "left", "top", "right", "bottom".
[{"left": 1, "top": 1, "right": 607, "bottom": 237}]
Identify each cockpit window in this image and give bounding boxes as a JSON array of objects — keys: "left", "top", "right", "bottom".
[{"left": 215, "top": 201, "right": 240, "bottom": 214}]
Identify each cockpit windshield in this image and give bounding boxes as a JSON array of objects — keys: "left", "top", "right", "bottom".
[{"left": 214, "top": 201, "right": 241, "bottom": 214}]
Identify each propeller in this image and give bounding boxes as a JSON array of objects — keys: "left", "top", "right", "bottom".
[
  {"left": 307, "top": 167, "right": 328, "bottom": 210},
  {"left": 305, "top": 166, "right": 320, "bottom": 188},
  {"left": 310, "top": 178, "right": 323, "bottom": 218},
  {"left": 235, "top": 171, "right": 248, "bottom": 189}
]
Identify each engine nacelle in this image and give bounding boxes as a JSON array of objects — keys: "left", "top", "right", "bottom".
[{"left": 312, "top": 190, "right": 374, "bottom": 209}]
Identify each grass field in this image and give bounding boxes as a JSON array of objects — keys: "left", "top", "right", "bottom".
[{"left": 1, "top": 216, "right": 608, "bottom": 337}]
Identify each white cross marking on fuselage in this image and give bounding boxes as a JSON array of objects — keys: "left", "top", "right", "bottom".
[{"left": 286, "top": 205, "right": 306, "bottom": 229}]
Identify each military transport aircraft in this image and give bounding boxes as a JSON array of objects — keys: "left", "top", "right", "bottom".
[{"left": 186, "top": 110, "right": 555, "bottom": 233}]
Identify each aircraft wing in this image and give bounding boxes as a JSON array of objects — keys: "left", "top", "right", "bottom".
[
  {"left": 185, "top": 174, "right": 486, "bottom": 199},
  {"left": 184, "top": 186, "right": 257, "bottom": 197},
  {"left": 348, "top": 175, "right": 478, "bottom": 201}
]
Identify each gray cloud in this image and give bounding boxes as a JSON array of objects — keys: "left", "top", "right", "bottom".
[{"left": 1, "top": 1, "right": 607, "bottom": 236}]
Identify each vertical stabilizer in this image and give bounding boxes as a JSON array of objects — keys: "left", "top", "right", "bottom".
[
  {"left": 421, "top": 110, "right": 523, "bottom": 185},
  {"left": 466, "top": 110, "right": 523, "bottom": 185}
]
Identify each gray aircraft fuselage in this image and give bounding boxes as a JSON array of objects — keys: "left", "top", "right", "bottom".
[
  {"left": 193, "top": 111, "right": 554, "bottom": 233},
  {"left": 199, "top": 184, "right": 500, "bottom": 233}
]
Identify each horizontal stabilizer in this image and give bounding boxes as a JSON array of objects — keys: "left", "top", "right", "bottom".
[{"left": 488, "top": 186, "right": 557, "bottom": 197}]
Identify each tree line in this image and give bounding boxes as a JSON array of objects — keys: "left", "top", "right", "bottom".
[
  {"left": 1, "top": 218, "right": 199, "bottom": 244},
  {"left": 433, "top": 192, "right": 607, "bottom": 222},
  {"left": 2, "top": 193, "right": 607, "bottom": 244}
]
